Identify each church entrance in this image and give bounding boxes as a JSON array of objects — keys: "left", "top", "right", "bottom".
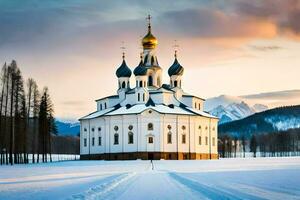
[{"left": 148, "top": 153, "right": 154, "bottom": 160}]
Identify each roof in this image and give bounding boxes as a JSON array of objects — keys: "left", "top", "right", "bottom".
[
  {"left": 81, "top": 102, "right": 218, "bottom": 120},
  {"left": 182, "top": 94, "right": 205, "bottom": 101},
  {"left": 95, "top": 95, "right": 119, "bottom": 102},
  {"left": 133, "top": 60, "right": 147, "bottom": 76},
  {"left": 168, "top": 58, "right": 184, "bottom": 76},
  {"left": 116, "top": 59, "right": 132, "bottom": 78}
]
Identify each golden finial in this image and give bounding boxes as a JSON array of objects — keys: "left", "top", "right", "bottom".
[
  {"left": 173, "top": 40, "right": 179, "bottom": 58},
  {"left": 121, "top": 41, "right": 126, "bottom": 60}
]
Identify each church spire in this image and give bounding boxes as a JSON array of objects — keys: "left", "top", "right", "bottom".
[{"left": 142, "top": 14, "right": 158, "bottom": 50}]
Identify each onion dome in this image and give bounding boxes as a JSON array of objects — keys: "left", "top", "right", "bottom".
[
  {"left": 142, "top": 16, "right": 158, "bottom": 49},
  {"left": 116, "top": 54, "right": 132, "bottom": 78},
  {"left": 168, "top": 52, "right": 184, "bottom": 76},
  {"left": 134, "top": 54, "right": 147, "bottom": 76}
]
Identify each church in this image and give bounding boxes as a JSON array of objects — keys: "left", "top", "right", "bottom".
[{"left": 80, "top": 16, "right": 218, "bottom": 160}]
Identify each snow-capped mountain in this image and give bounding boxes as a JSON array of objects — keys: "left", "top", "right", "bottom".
[
  {"left": 55, "top": 120, "right": 80, "bottom": 136},
  {"left": 219, "top": 105, "right": 300, "bottom": 138},
  {"left": 205, "top": 95, "right": 268, "bottom": 124}
]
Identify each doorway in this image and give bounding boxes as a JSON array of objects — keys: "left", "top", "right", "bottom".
[{"left": 148, "top": 153, "right": 154, "bottom": 160}]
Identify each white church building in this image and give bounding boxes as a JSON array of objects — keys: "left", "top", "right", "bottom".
[{"left": 80, "top": 17, "right": 218, "bottom": 160}]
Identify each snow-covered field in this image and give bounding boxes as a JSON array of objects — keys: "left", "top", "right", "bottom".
[{"left": 1, "top": 157, "right": 300, "bottom": 200}]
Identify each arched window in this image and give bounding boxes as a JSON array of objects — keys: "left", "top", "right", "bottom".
[
  {"left": 199, "top": 136, "right": 202, "bottom": 145},
  {"left": 114, "top": 133, "right": 119, "bottom": 145},
  {"left": 174, "top": 80, "right": 178, "bottom": 87},
  {"left": 151, "top": 56, "right": 155, "bottom": 65},
  {"left": 205, "top": 136, "right": 208, "bottom": 145},
  {"left": 122, "top": 81, "right": 126, "bottom": 88},
  {"left": 198, "top": 103, "right": 201, "bottom": 110},
  {"left": 138, "top": 93, "right": 140, "bottom": 101},
  {"left": 212, "top": 137, "right": 215, "bottom": 146},
  {"left": 167, "top": 132, "right": 172, "bottom": 144},
  {"left": 143, "top": 93, "right": 145, "bottom": 101},
  {"left": 195, "top": 102, "right": 197, "bottom": 109},
  {"left": 136, "top": 80, "right": 138, "bottom": 87},
  {"left": 128, "top": 132, "right": 134, "bottom": 144},
  {"left": 139, "top": 80, "right": 143, "bottom": 87},
  {"left": 104, "top": 103, "right": 107, "bottom": 109},
  {"left": 148, "top": 123, "right": 153, "bottom": 131},
  {"left": 148, "top": 76, "right": 153, "bottom": 86},
  {"left": 182, "top": 134, "right": 186, "bottom": 144},
  {"left": 100, "top": 104, "right": 102, "bottom": 110}
]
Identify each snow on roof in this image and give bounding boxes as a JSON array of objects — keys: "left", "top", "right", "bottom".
[
  {"left": 79, "top": 107, "right": 115, "bottom": 120},
  {"left": 182, "top": 93, "right": 205, "bottom": 101},
  {"left": 95, "top": 95, "right": 119, "bottom": 102},
  {"left": 185, "top": 107, "right": 219, "bottom": 119},
  {"left": 106, "top": 104, "right": 195, "bottom": 116}
]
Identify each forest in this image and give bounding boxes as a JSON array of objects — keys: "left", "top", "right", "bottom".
[{"left": 0, "top": 61, "right": 78, "bottom": 165}]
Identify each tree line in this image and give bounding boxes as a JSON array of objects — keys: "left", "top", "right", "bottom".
[
  {"left": 218, "top": 128, "right": 300, "bottom": 158},
  {"left": 0, "top": 60, "right": 56, "bottom": 165}
]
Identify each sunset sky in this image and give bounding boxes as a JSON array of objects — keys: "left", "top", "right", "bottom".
[{"left": 0, "top": 0, "right": 300, "bottom": 120}]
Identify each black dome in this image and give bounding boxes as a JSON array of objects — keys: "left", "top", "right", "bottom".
[
  {"left": 168, "top": 58, "right": 184, "bottom": 76},
  {"left": 116, "top": 60, "right": 132, "bottom": 78},
  {"left": 134, "top": 60, "right": 147, "bottom": 76}
]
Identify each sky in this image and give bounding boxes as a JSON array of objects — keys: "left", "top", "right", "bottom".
[{"left": 0, "top": 0, "right": 300, "bottom": 120}]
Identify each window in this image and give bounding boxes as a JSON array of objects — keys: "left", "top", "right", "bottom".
[
  {"left": 128, "top": 132, "right": 134, "bottom": 144},
  {"left": 91, "top": 128, "right": 95, "bottom": 132},
  {"left": 167, "top": 125, "right": 172, "bottom": 130},
  {"left": 122, "top": 81, "right": 126, "bottom": 88},
  {"left": 195, "top": 102, "right": 197, "bottom": 108},
  {"left": 148, "top": 123, "right": 153, "bottom": 131},
  {"left": 205, "top": 136, "right": 208, "bottom": 145},
  {"left": 212, "top": 137, "right": 215, "bottom": 146},
  {"left": 98, "top": 127, "right": 101, "bottom": 132},
  {"left": 100, "top": 104, "right": 102, "bottom": 110},
  {"left": 84, "top": 128, "right": 87, "bottom": 132},
  {"left": 148, "top": 136, "right": 153, "bottom": 144},
  {"left": 174, "top": 80, "right": 178, "bottom": 87},
  {"left": 84, "top": 138, "right": 87, "bottom": 147},
  {"left": 182, "top": 134, "right": 186, "bottom": 144},
  {"left": 138, "top": 93, "right": 140, "bottom": 101},
  {"left": 182, "top": 125, "right": 186, "bottom": 130},
  {"left": 92, "top": 137, "right": 95, "bottom": 146},
  {"left": 98, "top": 137, "right": 102, "bottom": 146},
  {"left": 114, "top": 126, "right": 119, "bottom": 131},
  {"left": 198, "top": 103, "right": 201, "bottom": 110},
  {"left": 199, "top": 136, "right": 202, "bottom": 145},
  {"left": 136, "top": 80, "right": 138, "bottom": 87},
  {"left": 148, "top": 76, "right": 153, "bottom": 86},
  {"left": 143, "top": 93, "right": 145, "bottom": 101},
  {"left": 139, "top": 80, "right": 143, "bottom": 87},
  {"left": 167, "top": 132, "right": 172, "bottom": 144},
  {"left": 114, "top": 133, "right": 119, "bottom": 145},
  {"left": 128, "top": 125, "right": 133, "bottom": 130}
]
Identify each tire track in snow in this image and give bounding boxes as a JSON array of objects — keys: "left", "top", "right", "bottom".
[
  {"left": 68, "top": 172, "right": 136, "bottom": 200},
  {"left": 168, "top": 172, "right": 250, "bottom": 200}
]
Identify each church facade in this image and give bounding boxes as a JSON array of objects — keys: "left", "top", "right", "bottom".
[{"left": 80, "top": 17, "right": 218, "bottom": 160}]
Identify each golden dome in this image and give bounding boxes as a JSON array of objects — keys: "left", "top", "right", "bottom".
[{"left": 142, "top": 25, "right": 158, "bottom": 49}]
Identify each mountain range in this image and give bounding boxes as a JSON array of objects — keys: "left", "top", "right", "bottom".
[
  {"left": 204, "top": 89, "right": 300, "bottom": 124},
  {"left": 218, "top": 105, "right": 300, "bottom": 138},
  {"left": 55, "top": 89, "right": 300, "bottom": 136}
]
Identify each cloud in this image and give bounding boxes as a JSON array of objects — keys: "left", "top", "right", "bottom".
[
  {"left": 234, "top": 0, "right": 300, "bottom": 37},
  {"left": 249, "top": 45, "right": 282, "bottom": 52}
]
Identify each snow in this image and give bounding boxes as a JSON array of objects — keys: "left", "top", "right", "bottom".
[{"left": 1, "top": 157, "right": 300, "bottom": 200}]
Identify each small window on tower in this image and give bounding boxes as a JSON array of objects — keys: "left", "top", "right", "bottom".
[
  {"left": 84, "top": 138, "right": 87, "bottom": 147},
  {"left": 148, "top": 123, "right": 153, "bottom": 131},
  {"left": 148, "top": 136, "right": 153, "bottom": 144}
]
